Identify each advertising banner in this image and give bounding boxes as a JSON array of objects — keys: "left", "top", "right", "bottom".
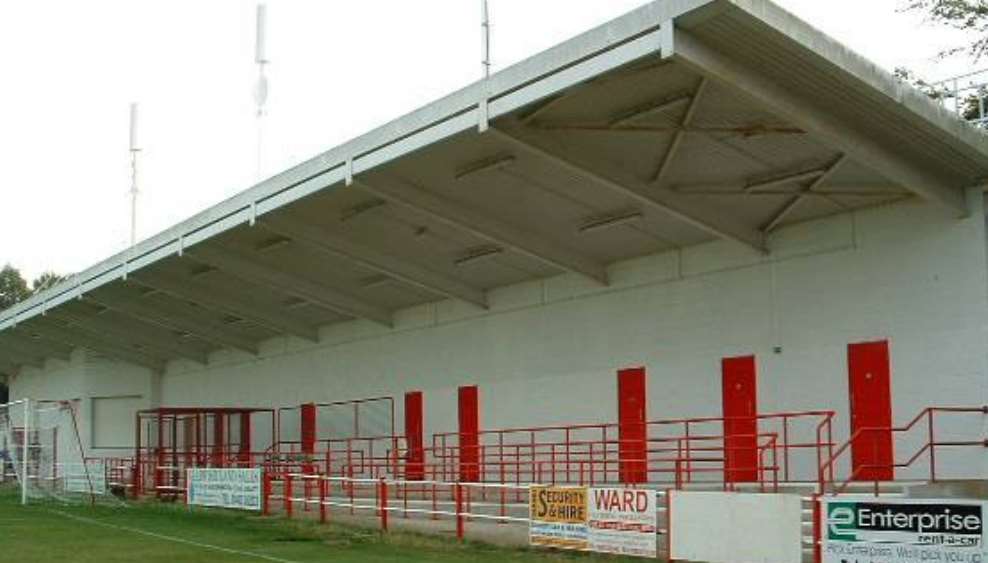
[
  {"left": 588, "top": 487, "right": 658, "bottom": 558},
  {"left": 823, "top": 498, "right": 988, "bottom": 563},
  {"left": 187, "top": 468, "right": 262, "bottom": 511},
  {"left": 529, "top": 486, "right": 589, "bottom": 550},
  {"left": 64, "top": 460, "right": 107, "bottom": 495}
]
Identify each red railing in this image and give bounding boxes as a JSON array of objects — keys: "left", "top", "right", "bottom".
[
  {"left": 819, "top": 405, "right": 988, "bottom": 495},
  {"left": 423, "top": 431, "right": 780, "bottom": 492},
  {"left": 430, "top": 410, "right": 833, "bottom": 487}
]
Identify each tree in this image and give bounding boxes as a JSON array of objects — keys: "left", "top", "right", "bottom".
[
  {"left": 31, "top": 271, "right": 64, "bottom": 293},
  {"left": 898, "top": 2, "right": 988, "bottom": 122},
  {"left": 904, "top": 1, "right": 988, "bottom": 59},
  {"left": 0, "top": 264, "right": 29, "bottom": 311}
]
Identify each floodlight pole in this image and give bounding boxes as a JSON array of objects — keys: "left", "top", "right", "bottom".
[
  {"left": 481, "top": 0, "right": 491, "bottom": 79},
  {"left": 129, "top": 103, "right": 141, "bottom": 247},
  {"left": 254, "top": 4, "right": 270, "bottom": 180}
]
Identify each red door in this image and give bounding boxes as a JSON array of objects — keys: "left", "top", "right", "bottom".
[
  {"left": 239, "top": 412, "right": 252, "bottom": 464},
  {"left": 300, "top": 403, "right": 317, "bottom": 474},
  {"left": 458, "top": 386, "right": 480, "bottom": 482},
  {"left": 404, "top": 391, "right": 425, "bottom": 481},
  {"left": 618, "top": 367, "right": 647, "bottom": 484},
  {"left": 848, "top": 340, "right": 894, "bottom": 481},
  {"left": 212, "top": 412, "right": 226, "bottom": 468},
  {"left": 721, "top": 356, "right": 758, "bottom": 483}
]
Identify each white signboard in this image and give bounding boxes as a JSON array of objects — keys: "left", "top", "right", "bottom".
[
  {"left": 187, "top": 468, "right": 262, "bottom": 511},
  {"left": 588, "top": 487, "right": 657, "bottom": 558},
  {"left": 64, "top": 460, "right": 107, "bottom": 495},
  {"left": 824, "top": 498, "right": 988, "bottom": 563},
  {"left": 670, "top": 491, "right": 804, "bottom": 563}
]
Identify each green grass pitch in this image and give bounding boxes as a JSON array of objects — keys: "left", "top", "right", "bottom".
[{"left": 0, "top": 488, "right": 638, "bottom": 562}]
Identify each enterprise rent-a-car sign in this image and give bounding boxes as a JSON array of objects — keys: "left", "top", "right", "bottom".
[{"left": 824, "top": 498, "right": 987, "bottom": 563}]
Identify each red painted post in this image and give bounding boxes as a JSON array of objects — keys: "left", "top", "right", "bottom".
[
  {"left": 262, "top": 472, "right": 271, "bottom": 515},
  {"left": 380, "top": 479, "right": 389, "bottom": 532},
  {"left": 285, "top": 474, "right": 294, "bottom": 518},
  {"left": 319, "top": 477, "right": 327, "bottom": 523},
  {"left": 455, "top": 483, "right": 465, "bottom": 541},
  {"left": 928, "top": 410, "right": 937, "bottom": 482},
  {"left": 812, "top": 495, "right": 822, "bottom": 563}
]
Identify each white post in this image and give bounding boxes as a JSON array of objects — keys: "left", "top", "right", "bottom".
[
  {"left": 481, "top": 0, "right": 491, "bottom": 79},
  {"left": 21, "top": 398, "right": 29, "bottom": 505},
  {"left": 129, "top": 103, "right": 141, "bottom": 247},
  {"left": 254, "top": 4, "right": 270, "bottom": 180}
]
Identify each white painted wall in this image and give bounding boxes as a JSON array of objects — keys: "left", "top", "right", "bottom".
[
  {"left": 9, "top": 349, "right": 158, "bottom": 458},
  {"left": 13, "top": 196, "right": 988, "bottom": 481}
]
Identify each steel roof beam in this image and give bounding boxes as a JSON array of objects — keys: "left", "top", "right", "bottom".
[
  {"left": 132, "top": 271, "right": 320, "bottom": 342},
  {"left": 0, "top": 339, "right": 45, "bottom": 369},
  {"left": 185, "top": 245, "right": 393, "bottom": 327},
  {"left": 668, "top": 28, "right": 968, "bottom": 217},
  {"left": 86, "top": 291, "right": 260, "bottom": 355},
  {"left": 2, "top": 330, "right": 73, "bottom": 362},
  {"left": 261, "top": 217, "right": 489, "bottom": 309},
  {"left": 356, "top": 176, "right": 610, "bottom": 285},
  {"left": 763, "top": 156, "right": 848, "bottom": 233},
  {"left": 24, "top": 319, "right": 165, "bottom": 372},
  {"left": 650, "top": 79, "right": 707, "bottom": 186},
  {"left": 48, "top": 309, "right": 210, "bottom": 365},
  {"left": 491, "top": 127, "right": 768, "bottom": 254}
]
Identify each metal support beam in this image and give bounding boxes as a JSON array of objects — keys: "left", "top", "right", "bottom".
[
  {"left": 133, "top": 271, "right": 319, "bottom": 342},
  {"left": 744, "top": 168, "right": 829, "bottom": 193},
  {"left": 185, "top": 245, "right": 393, "bottom": 327},
  {"left": 610, "top": 94, "right": 692, "bottom": 128},
  {"left": 492, "top": 127, "right": 767, "bottom": 253},
  {"left": 261, "top": 217, "right": 489, "bottom": 309},
  {"left": 355, "top": 176, "right": 610, "bottom": 285},
  {"left": 0, "top": 339, "right": 45, "bottom": 369},
  {"left": 3, "top": 330, "right": 73, "bottom": 362},
  {"left": 49, "top": 308, "right": 210, "bottom": 365},
  {"left": 669, "top": 29, "right": 967, "bottom": 216},
  {"left": 763, "top": 156, "right": 847, "bottom": 232},
  {"left": 86, "top": 292, "right": 260, "bottom": 355},
  {"left": 651, "top": 79, "right": 707, "bottom": 186},
  {"left": 25, "top": 319, "right": 165, "bottom": 372}
]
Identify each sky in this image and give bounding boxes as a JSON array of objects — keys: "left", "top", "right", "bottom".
[{"left": 0, "top": 0, "right": 980, "bottom": 282}]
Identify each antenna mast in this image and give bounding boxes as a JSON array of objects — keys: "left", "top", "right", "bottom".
[
  {"left": 254, "top": 3, "right": 269, "bottom": 179},
  {"left": 128, "top": 102, "right": 141, "bottom": 247},
  {"left": 481, "top": 0, "right": 491, "bottom": 79}
]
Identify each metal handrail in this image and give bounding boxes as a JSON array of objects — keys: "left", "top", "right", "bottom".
[{"left": 819, "top": 405, "right": 988, "bottom": 495}]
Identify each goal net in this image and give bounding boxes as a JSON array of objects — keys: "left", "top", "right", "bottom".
[{"left": 0, "top": 398, "right": 102, "bottom": 504}]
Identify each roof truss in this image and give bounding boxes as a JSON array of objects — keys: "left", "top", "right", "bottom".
[
  {"left": 132, "top": 271, "right": 319, "bottom": 342},
  {"left": 185, "top": 244, "right": 393, "bottom": 327},
  {"left": 260, "top": 216, "right": 488, "bottom": 309}
]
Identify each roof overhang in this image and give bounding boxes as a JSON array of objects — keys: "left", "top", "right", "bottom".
[{"left": 2, "top": 0, "right": 987, "bottom": 374}]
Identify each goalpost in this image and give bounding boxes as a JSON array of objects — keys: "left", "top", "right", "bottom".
[{"left": 0, "top": 398, "right": 100, "bottom": 505}]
